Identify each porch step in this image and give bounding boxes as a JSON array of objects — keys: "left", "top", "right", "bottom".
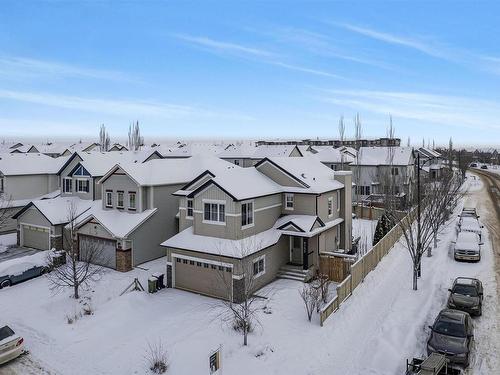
[{"left": 276, "top": 265, "right": 308, "bottom": 282}]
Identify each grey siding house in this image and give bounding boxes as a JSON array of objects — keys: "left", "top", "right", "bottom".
[
  {"left": 72, "top": 155, "right": 236, "bottom": 271},
  {"left": 162, "top": 157, "right": 352, "bottom": 302},
  {"left": 0, "top": 153, "right": 68, "bottom": 233}
]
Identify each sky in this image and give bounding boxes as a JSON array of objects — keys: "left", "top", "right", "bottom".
[{"left": 1, "top": 1, "right": 500, "bottom": 147}]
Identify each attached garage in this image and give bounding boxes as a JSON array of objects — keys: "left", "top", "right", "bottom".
[
  {"left": 78, "top": 235, "right": 117, "bottom": 269},
  {"left": 21, "top": 224, "right": 50, "bottom": 250},
  {"left": 173, "top": 255, "right": 233, "bottom": 300}
]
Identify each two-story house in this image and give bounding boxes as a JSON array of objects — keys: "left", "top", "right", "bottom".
[
  {"left": 13, "top": 150, "right": 161, "bottom": 250},
  {"left": 0, "top": 153, "right": 68, "bottom": 233},
  {"left": 350, "top": 146, "right": 415, "bottom": 207},
  {"left": 70, "top": 155, "right": 236, "bottom": 271},
  {"left": 161, "top": 157, "right": 352, "bottom": 302},
  {"left": 416, "top": 147, "right": 445, "bottom": 180}
]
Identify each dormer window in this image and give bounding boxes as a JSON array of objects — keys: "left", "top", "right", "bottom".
[
  {"left": 63, "top": 178, "right": 72, "bottom": 193},
  {"left": 285, "top": 193, "right": 294, "bottom": 210}
]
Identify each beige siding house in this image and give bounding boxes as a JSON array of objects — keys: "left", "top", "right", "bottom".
[{"left": 162, "top": 157, "right": 352, "bottom": 302}]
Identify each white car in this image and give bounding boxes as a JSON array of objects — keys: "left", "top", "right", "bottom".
[
  {"left": 453, "top": 231, "right": 482, "bottom": 262},
  {"left": 457, "top": 216, "right": 483, "bottom": 240},
  {"left": 0, "top": 325, "right": 24, "bottom": 365}
]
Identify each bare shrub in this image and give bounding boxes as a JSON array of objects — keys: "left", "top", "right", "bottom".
[
  {"left": 299, "top": 283, "right": 320, "bottom": 322},
  {"left": 145, "top": 340, "right": 169, "bottom": 374}
]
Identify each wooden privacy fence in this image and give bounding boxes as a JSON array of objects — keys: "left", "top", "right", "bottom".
[
  {"left": 319, "top": 252, "right": 356, "bottom": 282},
  {"left": 319, "top": 204, "right": 421, "bottom": 326}
]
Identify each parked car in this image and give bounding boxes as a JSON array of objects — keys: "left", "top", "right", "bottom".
[
  {"left": 453, "top": 232, "right": 482, "bottom": 262},
  {"left": 469, "top": 163, "right": 477, "bottom": 168},
  {"left": 447, "top": 278, "right": 483, "bottom": 316},
  {"left": 459, "top": 207, "right": 479, "bottom": 219},
  {"left": 427, "top": 309, "right": 474, "bottom": 367},
  {"left": 0, "top": 325, "right": 24, "bottom": 365},
  {"left": 0, "top": 263, "right": 48, "bottom": 289},
  {"left": 405, "top": 353, "right": 461, "bottom": 374},
  {"left": 457, "top": 216, "right": 483, "bottom": 240},
  {"left": 480, "top": 165, "right": 488, "bottom": 169}
]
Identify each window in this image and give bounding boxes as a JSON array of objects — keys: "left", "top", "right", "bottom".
[
  {"left": 203, "top": 202, "right": 225, "bottom": 223},
  {"left": 128, "top": 192, "right": 136, "bottom": 210},
  {"left": 63, "top": 178, "right": 72, "bottom": 193},
  {"left": 253, "top": 256, "right": 265, "bottom": 277},
  {"left": 189, "top": 260, "right": 195, "bottom": 265},
  {"left": 117, "top": 191, "right": 124, "bottom": 208},
  {"left": 183, "top": 259, "right": 188, "bottom": 264},
  {"left": 211, "top": 264, "right": 217, "bottom": 270},
  {"left": 241, "top": 201, "right": 254, "bottom": 227},
  {"left": 186, "top": 199, "right": 193, "bottom": 218},
  {"left": 225, "top": 267, "right": 231, "bottom": 272},
  {"left": 391, "top": 167, "right": 399, "bottom": 176},
  {"left": 0, "top": 177, "right": 3, "bottom": 192},
  {"left": 285, "top": 193, "right": 294, "bottom": 210},
  {"left": 105, "top": 190, "right": 113, "bottom": 207},
  {"left": 218, "top": 265, "right": 224, "bottom": 271},
  {"left": 76, "top": 179, "right": 89, "bottom": 193},
  {"left": 337, "top": 190, "right": 341, "bottom": 211},
  {"left": 196, "top": 262, "right": 202, "bottom": 267},
  {"left": 356, "top": 186, "right": 371, "bottom": 196},
  {"left": 234, "top": 159, "right": 240, "bottom": 166},
  {"left": 176, "top": 258, "right": 181, "bottom": 263},
  {"left": 327, "top": 197, "right": 333, "bottom": 217},
  {"left": 204, "top": 263, "right": 209, "bottom": 268}
]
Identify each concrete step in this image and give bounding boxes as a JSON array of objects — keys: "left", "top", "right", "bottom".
[{"left": 277, "top": 273, "right": 306, "bottom": 282}]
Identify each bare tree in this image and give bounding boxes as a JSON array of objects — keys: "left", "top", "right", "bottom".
[
  {"left": 215, "top": 239, "right": 268, "bottom": 346},
  {"left": 386, "top": 169, "right": 462, "bottom": 290},
  {"left": 47, "top": 202, "right": 106, "bottom": 299},
  {"left": 299, "top": 283, "right": 320, "bottom": 322},
  {"left": 0, "top": 195, "right": 12, "bottom": 232},
  {"left": 128, "top": 121, "right": 144, "bottom": 151},
  {"left": 457, "top": 149, "right": 472, "bottom": 180},
  {"left": 99, "top": 124, "right": 110, "bottom": 152},
  {"left": 407, "top": 137, "right": 411, "bottom": 147},
  {"left": 353, "top": 113, "right": 363, "bottom": 208},
  {"left": 448, "top": 138, "right": 454, "bottom": 171},
  {"left": 314, "top": 273, "right": 331, "bottom": 304},
  {"left": 338, "top": 115, "right": 345, "bottom": 169}
]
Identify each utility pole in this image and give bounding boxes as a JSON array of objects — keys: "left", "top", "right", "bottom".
[{"left": 417, "top": 152, "right": 421, "bottom": 281}]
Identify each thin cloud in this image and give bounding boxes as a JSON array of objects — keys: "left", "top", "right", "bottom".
[
  {"left": 0, "top": 56, "right": 134, "bottom": 82},
  {"left": 0, "top": 89, "right": 254, "bottom": 121},
  {"left": 319, "top": 89, "right": 500, "bottom": 130},
  {"left": 172, "top": 33, "right": 343, "bottom": 80}
]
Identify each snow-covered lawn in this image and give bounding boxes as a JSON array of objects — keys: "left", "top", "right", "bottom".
[
  {"left": 0, "top": 233, "right": 16, "bottom": 254},
  {"left": 1, "top": 182, "right": 498, "bottom": 374}
]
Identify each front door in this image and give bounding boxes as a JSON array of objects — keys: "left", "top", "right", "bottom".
[{"left": 290, "top": 236, "right": 303, "bottom": 265}]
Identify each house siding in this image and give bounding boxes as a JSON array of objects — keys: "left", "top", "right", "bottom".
[
  {"left": 101, "top": 172, "right": 140, "bottom": 211},
  {"left": 4, "top": 174, "right": 59, "bottom": 201},
  {"left": 282, "top": 193, "right": 316, "bottom": 216},
  {"left": 256, "top": 162, "right": 304, "bottom": 188}
]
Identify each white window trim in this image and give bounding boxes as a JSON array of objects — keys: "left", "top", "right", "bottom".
[
  {"left": 336, "top": 190, "right": 341, "bottom": 212},
  {"left": 105, "top": 191, "right": 113, "bottom": 208},
  {"left": 117, "top": 191, "right": 124, "bottom": 208},
  {"left": 285, "top": 193, "right": 294, "bottom": 210},
  {"left": 327, "top": 197, "right": 333, "bottom": 217},
  {"left": 252, "top": 254, "right": 266, "bottom": 279},
  {"left": 128, "top": 192, "right": 136, "bottom": 210},
  {"left": 202, "top": 199, "right": 226, "bottom": 225},
  {"left": 186, "top": 198, "right": 194, "bottom": 219},
  {"left": 241, "top": 199, "right": 255, "bottom": 230},
  {"left": 63, "top": 177, "right": 72, "bottom": 194},
  {"left": 76, "top": 178, "right": 89, "bottom": 193}
]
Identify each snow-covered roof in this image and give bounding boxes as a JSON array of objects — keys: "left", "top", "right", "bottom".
[
  {"left": 103, "top": 154, "right": 237, "bottom": 186},
  {"left": 217, "top": 143, "right": 256, "bottom": 159},
  {"left": 355, "top": 147, "right": 414, "bottom": 166},
  {"left": 178, "top": 167, "right": 283, "bottom": 201},
  {"left": 162, "top": 214, "right": 344, "bottom": 257},
  {"left": 18, "top": 196, "right": 95, "bottom": 225},
  {"left": 310, "top": 147, "right": 355, "bottom": 164},
  {"left": 262, "top": 157, "right": 344, "bottom": 193},
  {"left": 418, "top": 147, "right": 441, "bottom": 159},
  {"left": 0, "top": 153, "right": 70, "bottom": 176},
  {"left": 74, "top": 204, "right": 157, "bottom": 238},
  {"left": 161, "top": 226, "right": 282, "bottom": 258},
  {"left": 73, "top": 150, "right": 160, "bottom": 177},
  {"left": 252, "top": 145, "right": 302, "bottom": 158},
  {"left": 276, "top": 215, "right": 344, "bottom": 237}
]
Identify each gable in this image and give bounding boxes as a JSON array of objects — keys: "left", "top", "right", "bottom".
[
  {"left": 71, "top": 163, "right": 91, "bottom": 177},
  {"left": 278, "top": 223, "right": 304, "bottom": 232}
]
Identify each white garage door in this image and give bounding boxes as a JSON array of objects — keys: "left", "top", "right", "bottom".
[
  {"left": 79, "top": 235, "right": 116, "bottom": 269},
  {"left": 22, "top": 225, "right": 50, "bottom": 250},
  {"left": 174, "top": 257, "right": 232, "bottom": 300}
]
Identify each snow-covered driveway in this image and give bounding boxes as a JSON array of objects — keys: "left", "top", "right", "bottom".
[{"left": 1, "top": 174, "right": 498, "bottom": 374}]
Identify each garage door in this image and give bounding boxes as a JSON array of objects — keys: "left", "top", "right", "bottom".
[
  {"left": 174, "top": 257, "right": 232, "bottom": 300},
  {"left": 22, "top": 225, "right": 50, "bottom": 250},
  {"left": 79, "top": 235, "right": 116, "bottom": 269}
]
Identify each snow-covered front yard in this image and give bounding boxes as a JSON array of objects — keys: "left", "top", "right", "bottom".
[
  {"left": 0, "top": 233, "right": 16, "bottom": 254},
  {"left": 1, "top": 176, "right": 498, "bottom": 374}
]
